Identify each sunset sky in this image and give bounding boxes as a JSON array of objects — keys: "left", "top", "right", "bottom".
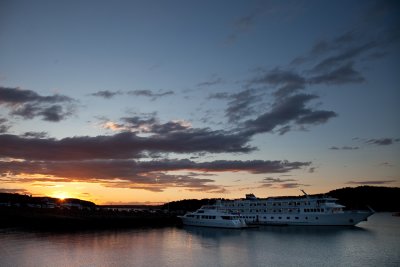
[{"left": 0, "top": 0, "right": 399, "bottom": 204}]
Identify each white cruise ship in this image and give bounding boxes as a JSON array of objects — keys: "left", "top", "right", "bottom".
[
  {"left": 179, "top": 205, "right": 247, "bottom": 228},
  {"left": 217, "top": 191, "right": 374, "bottom": 226}
]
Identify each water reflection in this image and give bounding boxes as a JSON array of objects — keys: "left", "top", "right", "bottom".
[
  {"left": 0, "top": 214, "right": 398, "bottom": 267},
  {"left": 181, "top": 225, "right": 245, "bottom": 239},
  {"left": 181, "top": 223, "right": 370, "bottom": 240}
]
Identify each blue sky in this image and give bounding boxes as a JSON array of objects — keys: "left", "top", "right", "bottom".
[{"left": 0, "top": 0, "right": 399, "bottom": 204}]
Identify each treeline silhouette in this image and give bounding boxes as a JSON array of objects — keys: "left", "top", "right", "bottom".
[
  {"left": 162, "top": 186, "right": 400, "bottom": 212},
  {"left": 328, "top": 186, "right": 400, "bottom": 211},
  {"left": 0, "top": 193, "right": 96, "bottom": 208}
]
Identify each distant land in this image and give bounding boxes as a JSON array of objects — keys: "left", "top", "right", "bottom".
[
  {"left": 162, "top": 186, "right": 400, "bottom": 212},
  {"left": 0, "top": 194, "right": 176, "bottom": 230},
  {"left": 1, "top": 186, "right": 399, "bottom": 230}
]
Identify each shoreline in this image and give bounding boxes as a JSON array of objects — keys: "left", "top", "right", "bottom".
[{"left": 0, "top": 206, "right": 180, "bottom": 231}]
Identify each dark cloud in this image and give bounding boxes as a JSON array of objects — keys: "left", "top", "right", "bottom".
[
  {"left": 259, "top": 176, "right": 309, "bottom": 189},
  {"left": 127, "top": 89, "right": 174, "bottom": 100},
  {"left": 365, "top": 138, "right": 400, "bottom": 146},
  {"left": 90, "top": 90, "right": 122, "bottom": 99},
  {"left": 346, "top": 180, "right": 396, "bottom": 185},
  {"left": 22, "top": 131, "right": 48, "bottom": 138},
  {"left": 309, "top": 62, "right": 365, "bottom": 85},
  {"left": 207, "top": 92, "right": 231, "bottom": 100},
  {"left": 197, "top": 75, "right": 223, "bottom": 87},
  {"left": 0, "top": 128, "right": 254, "bottom": 161},
  {"left": 250, "top": 68, "right": 306, "bottom": 98},
  {"left": 310, "top": 42, "right": 376, "bottom": 73},
  {"left": 39, "top": 105, "right": 72, "bottom": 122},
  {"left": 243, "top": 94, "right": 337, "bottom": 136},
  {"left": 225, "top": 89, "right": 262, "bottom": 122},
  {"left": 0, "top": 86, "right": 76, "bottom": 122},
  {"left": 0, "top": 86, "right": 72, "bottom": 104},
  {"left": 279, "top": 183, "right": 309, "bottom": 189},
  {"left": 262, "top": 177, "right": 297, "bottom": 183},
  {"left": 289, "top": 16, "right": 400, "bottom": 88},
  {"left": 90, "top": 89, "right": 174, "bottom": 100},
  {"left": 0, "top": 117, "right": 10, "bottom": 133},
  {"left": 295, "top": 110, "right": 338, "bottom": 125},
  {"left": 208, "top": 89, "right": 263, "bottom": 122},
  {"left": 329, "top": 146, "right": 359, "bottom": 150},
  {"left": 260, "top": 182, "right": 308, "bottom": 189},
  {"left": 120, "top": 116, "right": 191, "bottom": 135},
  {"left": 379, "top": 162, "right": 393, "bottom": 167}
]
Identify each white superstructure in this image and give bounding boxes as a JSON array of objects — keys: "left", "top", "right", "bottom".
[
  {"left": 179, "top": 205, "right": 247, "bottom": 228},
  {"left": 218, "top": 192, "right": 374, "bottom": 226}
]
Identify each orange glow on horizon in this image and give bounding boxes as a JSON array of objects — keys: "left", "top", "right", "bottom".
[{"left": 51, "top": 191, "right": 70, "bottom": 200}]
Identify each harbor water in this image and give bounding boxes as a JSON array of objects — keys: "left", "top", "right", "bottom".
[{"left": 0, "top": 213, "right": 399, "bottom": 267}]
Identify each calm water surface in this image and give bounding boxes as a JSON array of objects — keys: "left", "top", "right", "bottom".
[{"left": 1, "top": 213, "right": 399, "bottom": 267}]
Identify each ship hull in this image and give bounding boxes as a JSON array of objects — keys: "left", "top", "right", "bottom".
[{"left": 242, "top": 211, "right": 373, "bottom": 226}]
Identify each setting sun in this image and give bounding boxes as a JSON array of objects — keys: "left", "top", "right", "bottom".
[{"left": 52, "top": 192, "right": 69, "bottom": 200}]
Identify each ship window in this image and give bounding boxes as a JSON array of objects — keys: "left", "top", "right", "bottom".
[
  {"left": 321, "top": 209, "right": 324, "bottom": 212},
  {"left": 263, "top": 216, "right": 266, "bottom": 219},
  {"left": 271, "top": 216, "right": 274, "bottom": 219},
  {"left": 295, "top": 217, "right": 299, "bottom": 219},
  {"left": 305, "top": 216, "right": 308, "bottom": 220},
  {"left": 287, "top": 217, "right": 290, "bottom": 219},
  {"left": 278, "top": 217, "right": 282, "bottom": 219},
  {"left": 316, "top": 217, "right": 319, "bottom": 220}
]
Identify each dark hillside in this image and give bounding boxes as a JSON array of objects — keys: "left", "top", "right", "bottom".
[
  {"left": 162, "top": 199, "right": 217, "bottom": 213},
  {"left": 327, "top": 186, "right": 400, "bottom": 211},
  {"left": 162, "top": 186, "right": 400, "bottom": 212}
]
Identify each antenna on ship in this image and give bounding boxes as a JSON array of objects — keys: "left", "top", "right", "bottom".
[{"left": 300, "top": 189, "right": 309, "bottom": 198}]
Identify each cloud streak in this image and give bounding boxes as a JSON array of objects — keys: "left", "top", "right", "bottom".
[
  {"left": 243, "top": 93, "right": 337, "bottom": 136},
  {"left": 127, "top": 89, "right": 174, "bottom": 100},
  {"left": 0, "top": 159, "right": 310, "bottom": 192},
  {"left": 365, "top": 138, "right": 400, "bottom": 146},
  {"left": 259, "top": 176, "right": 309, "bottom": 189},
  {"left": 90, "top": 90, "right": 122, "bottom": 99},
  {"left": 346, "top": 180, "right": 396, "bottom": 185},
  {"left": 0, "top": 128, "right": 255, "bottom": 161}
]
